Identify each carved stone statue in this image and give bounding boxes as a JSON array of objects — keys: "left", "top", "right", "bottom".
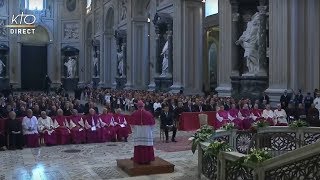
[
  {"left": 160, "top": 41, "right": 169, "bottom": 77},
  {"left": 117, "top": 46, "right": 125, "bottom": 77},
  {"left": 93, "top": 55, "right": 99, "bottom": 77},
  {"left": 0, "top": 58, "right": 5, "bottom": 77},
  {"left": 120, "top": 0, "right": 127, "bottom": 20},
  {"left": 64, "top": 57, "right": 76, "bottom": 78},
  {"left": 236, "top": 12, "right": 260, "bottom": 75}
]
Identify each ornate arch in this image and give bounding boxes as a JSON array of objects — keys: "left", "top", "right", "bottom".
[{"left": 105, "top": 7, "right": 114, "bottom": 31}]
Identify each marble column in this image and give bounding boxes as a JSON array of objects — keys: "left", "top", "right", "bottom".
[
  {"left": 216, "top": 0, "right": 232, "bottom": 96},
  {"left": 230, "top": 0, "right": 240, "bottom": 76},
  {"left": 103, "top": 32, "right": 114, "bottom": 88},
  {"left": 265, "top": 0, "right": 289, "bottom": 102},
  {"left": 167, "top": 26, "right": 173, "bottom": 76},
  {"left": 257, "top": 5, "right": 268, "bottom": 76},
  {"left": 170, "top": 0, "right": 184, "bottom": 93},
  {"left": 174, "top": 0, "right": 203, "bottom": 94}
]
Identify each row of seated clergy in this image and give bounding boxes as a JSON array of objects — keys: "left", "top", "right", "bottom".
[
  {"left": 22, "top": 108, "right": 129, "bottom": 147},
  {"left": 216, "top": 103, "right": 289, "bottom": 130}
]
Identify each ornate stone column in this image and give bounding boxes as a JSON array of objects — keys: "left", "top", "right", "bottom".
[
  {"left": 216, "top": 0, "right": 232, "bottom": 96},
  {"left": 265, "top": 0, "right": 290, "bottom": 103},
  {"left": 167, "top": 24, "right": 173, "bottom": 76},
  {"left": 230, "top": 0, "right": 240, "bottom": 76},
  {"left": 257, "top": 3, "right": 268, "bottom": 76}
]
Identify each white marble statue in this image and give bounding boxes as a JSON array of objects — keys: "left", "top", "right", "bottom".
[
  {"left": 0, "top": 58, "right": 5, "bottom": 77},
  {"left": 64, "top": 57, "right": 76, "bottom": 78},
  {"left": 117, "top": 46, "right": 124, "bottom": 77},
  {"left": 93, "top": 56, "right": 99, "bottom": 77},
  {"left": 235, "top": 12, "right": 260, "bottom": 75},
  {"left": 160, "top": 41, "right": 169, "bottom": 77}
]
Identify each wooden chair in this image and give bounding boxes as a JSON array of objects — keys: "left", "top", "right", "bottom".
[{"left": 198, "top": 113, "right": 208, "bottom": 127}]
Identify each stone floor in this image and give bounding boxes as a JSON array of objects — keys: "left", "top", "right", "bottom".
[{"left": 0, "top": 120, "right": 199, "bottom": 180}]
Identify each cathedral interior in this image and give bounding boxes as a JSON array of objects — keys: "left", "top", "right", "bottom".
[{"left": 0, "top": 0, "right": 320, "bottom": 179}]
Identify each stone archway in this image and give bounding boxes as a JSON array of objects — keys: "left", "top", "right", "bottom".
[
  {"left": 103, "top": 7, "right": 116, "bottom": 88},
  {"left": 16, "top": 25, "right": 54, "bottom": 89}
]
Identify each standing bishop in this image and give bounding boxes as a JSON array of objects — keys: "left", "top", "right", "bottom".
[{"left": 131, "top": 100, "right": 155, "bottom": 164}]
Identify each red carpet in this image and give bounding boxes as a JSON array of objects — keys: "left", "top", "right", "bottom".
[{"left": 154, "top": 136, "right": 191, "bottom": 152}]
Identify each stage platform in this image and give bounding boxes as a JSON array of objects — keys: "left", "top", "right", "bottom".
[{"left": 117, "top": 157, "right": 175, "bottom": 176}]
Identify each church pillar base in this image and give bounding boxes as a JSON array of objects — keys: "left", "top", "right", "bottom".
[
  {"left": 154, "top": 77, "right": 173, "bottom": 92},
  {"left": 91, "top": 77, "right": 99, "bottom": 88},
  {"left": 216, "top": 85, "right": 232, "bottom": 97},
  {"left": 62, "top": 78, "right": 79, "bottom": 91},
  {"left": 115, "top": 77, "right": 127, "bottom": 90},
  {"left": 148, "top": 82, "right": 156, "bottom": 91},
  {"left": 0, "top": 78, "right": 10, "bottom": 90},
  {"left": 231, "top": 76, "right": 268, "bottom": 100},
  {"left": 170, "top": 83, "right": 183, "bottom": 94},
  {"left": 265, "top": 88, "right": 288, "bottom": 107}
]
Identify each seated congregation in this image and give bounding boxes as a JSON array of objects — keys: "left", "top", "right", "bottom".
[
  {"left": 1, "top": 107, "right": 130, "bottom": 150},
  {"left": 215, "top": 102, "right": 319, "bottom": 129}
]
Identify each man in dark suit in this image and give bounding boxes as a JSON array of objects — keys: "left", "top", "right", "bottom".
[
  {"left": 260, "top": 92, "right": 270, "bottom": 104},
  {"left": 160, "top": 105, "right": 177, "bottom": 143},
  {"left": 280, "top": 90, "right": 291, "bottom": 109}
]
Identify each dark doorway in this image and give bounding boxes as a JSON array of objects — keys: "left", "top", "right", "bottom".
[{"left": 21, "top": 45, "right": 47, "bottom": 90}]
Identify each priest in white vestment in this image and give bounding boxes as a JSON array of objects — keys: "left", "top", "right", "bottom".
[
  {"left": 22, "top": 109, "right": 39, "bottom": 147},
  {"left": 274, "top": 104, "right": 288, "bottom": 126},
  {"left": 262, "top": 105, "right": 276, "bottom": 125},
  {"left": 38, "top": 111, "right": 57, "bottom": 146}
]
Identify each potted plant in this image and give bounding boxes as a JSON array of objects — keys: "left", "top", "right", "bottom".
[
  {"left": 221, "top": 122, "right": 236, "bottom": 131},
  {"left": 189, "top": 125, "right": 214, "bottom": 154},
  {"left": 238, "top": 148, "right": 272, "bottom": 165},
  {"left": 204, "top": 140, "right": 232, "bottom": 158},
  {"left": 289, "top": 119, "right": 308, "bottom": 128}
]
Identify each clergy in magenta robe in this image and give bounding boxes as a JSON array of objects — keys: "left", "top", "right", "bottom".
[
  {"left": 53, "top": 109, "right": 71, "bottom": 145},
  {"left": 99, "top": 108, "right": 116, "bottom": 142},
  {"left": 38, "top": 111, "right": 57, "bottom": 146},
  {"left": 84, "top": 108, "right": 102, "bottom": 143},
  {"left": 66, "top": 109, "right": 86, "bottom": 144},
  {"left": 216, "top": 105, "right": 229, "bottom": 129},
  {"left": 22, "top": 109, "right": 39, "bottom": 148},
  {"left": 251, "top": 104, "right": 263, "bottom": 122},
  {"left": 113, "top": 108, "right": 129, "bottom": 142},
  {"left": 262, "top": 104, "right": 276, "bottom": 125},
  {"left": 227, "top": 104, "right": 242, "bottom": 129},
  {"left": 273, "top": 104, "right": 288, "bottom": 126},
  {"left": 131, "top": 100, "right": 155, "bottom": 164},
  {"left": 239, "top": 104, "right": 253, "bottom": 130}
]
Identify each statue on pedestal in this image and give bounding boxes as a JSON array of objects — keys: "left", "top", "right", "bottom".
[
  {"left": 160, "top": 41, "right": 169, "bottom": 77},
  {"left": 0, "top": 58, "right": 5, "bottom": 77},
  {"left": 117, "top": 46, "right": 125, "bottom": 77},
  {"left": 236, "top": 12, "right": 260, "bottom": 76},
  {"left": 93, "top": 54, "right": 99, "bottom": 77},
  {"left": 64, "top": 57, "right": 76, "bottom": 78}
]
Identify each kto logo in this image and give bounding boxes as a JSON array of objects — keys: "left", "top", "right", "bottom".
[{"left": 5, "top": 12, "right": 36, "bottom": 35}]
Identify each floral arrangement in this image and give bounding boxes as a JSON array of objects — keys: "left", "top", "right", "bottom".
[
  {"left": 238, "top": 148, "right": 272, "bottom": 165},
  {"left": 221, "top": 122, "right": 236, "bottom": 131},
  {"left": 251, "top": 119, "right": 270, "bottom": 129},
  {"left": 189, "top": 125, "right": 214, "bottom": 154},
  {"left": 289, "top": 119, "right": 308, "bottom": 128},
  {"left": 204, "top": 141, "right": 232, "bottom": 158}
]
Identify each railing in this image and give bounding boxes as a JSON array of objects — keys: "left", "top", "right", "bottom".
[{"left": 198, "top": 126, "right": 320, "bottom": 180}]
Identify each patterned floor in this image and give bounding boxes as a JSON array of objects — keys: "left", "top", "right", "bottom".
[{"left": 0, "top": 121, "right": 199, "bottom": 180}]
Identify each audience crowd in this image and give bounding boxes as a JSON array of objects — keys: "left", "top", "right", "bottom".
[
  {"left": 0, "top": 92, "right": 130, "bottom": 150},
  {"left": 0, "top": 87, "right": 319, "bottom": 150}
]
